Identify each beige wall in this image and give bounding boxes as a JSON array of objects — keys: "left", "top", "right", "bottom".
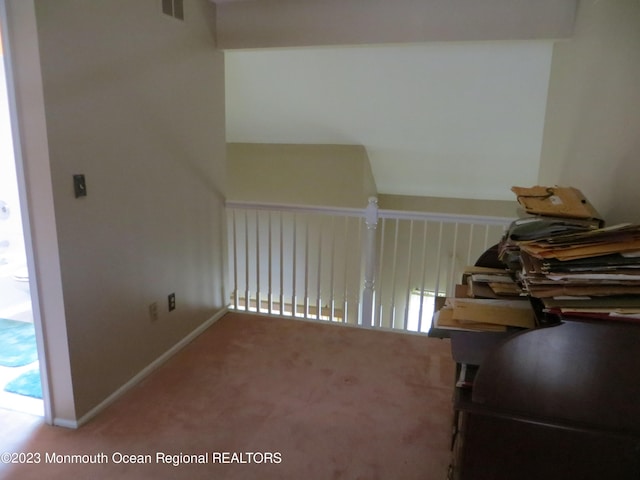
[
  {"left": 227, "top": 143, "right": 376, "bottom": 208},
  {"left": 216, "top": 0, "right": 577, "bottom": 49},
  {"left": 31, "top": 0, "right": 226, "bottom": 421},
  {"left": 539, "top": 0, "right": 640, "bottom": 224}
]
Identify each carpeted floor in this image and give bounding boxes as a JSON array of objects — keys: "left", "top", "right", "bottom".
[{"left": 0, "top": 312, "right": 455, "bottom": 480}]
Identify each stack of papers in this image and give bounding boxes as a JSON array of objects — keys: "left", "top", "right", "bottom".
[
  {"left": 462, "top": 266, "right": 523, "bottom": 298},
  {"left": 499, "top": 189, "right": 640, "bottom": 324},
  {"left": 434, "top": 297, "right": 536, "bottom": 332},
  {"left": 518, "top": 223, "right": 640, "bottom": 261},
  {"left": 509, "top": 224, "right": 640, "bottom": 298},
  {"left": 432, "top": 266, "right": 535, "bottom": 332}
]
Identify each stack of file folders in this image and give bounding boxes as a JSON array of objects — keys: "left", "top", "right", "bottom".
[
  {"left": 500, "top": 220, "right": 640, "bottom": 324},
  {"left": 432, "top": 266, "right": 536, "bottom": 332}
]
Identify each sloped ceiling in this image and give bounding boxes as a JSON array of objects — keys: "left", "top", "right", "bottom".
[{"left": 220, "top": 0, "right": 573, "bottom": 201}]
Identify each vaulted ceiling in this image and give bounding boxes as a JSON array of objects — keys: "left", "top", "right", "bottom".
[{"left": 217, "top": 0, "right": 578, "bottom": 201}]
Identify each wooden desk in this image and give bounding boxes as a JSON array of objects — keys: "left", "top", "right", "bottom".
[{"left": 449, "top": 319, "right": 640, "bottom": 480}]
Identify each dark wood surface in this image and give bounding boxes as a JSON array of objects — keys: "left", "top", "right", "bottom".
[
  {"left": 471, "top": 319, "right": 640, "bottom": 433},
  {"left": 451, "top": 319, "right": 640, "bottom": 479},
  {"left": 449, "top": 330, "right": 511, "bottom": 366},
  {"left": 460, "top": 412, "right": 640, "bottom": 480}
]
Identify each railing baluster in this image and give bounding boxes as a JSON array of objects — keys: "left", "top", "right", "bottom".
[
  {"left": 434, "top": 222, "right": 444, "bottom": 299},
  {"left": 389, "top": 219, "right": 400, "bottom": 329},
  {"left": 467, "top": 223, "right": 474, "bottom": 266},
  {"left": 267, "top": 211, "right": 272, "bottom": 315},
  {"left": 343, "top": 216, "right": 349, "bottom": 324},
  {"left": 232, "top": 208, "right": 239, "bottom": 310},
  {"left": 449, "top": 223, "right": 460, "bottom": 296},
  {"left": 356, "top": 216, "right": 363, "bottom": 325},
  {"left": 316, "top": 215, "right": 323, "bottom": 320},
  {"left": 256, "top": 210, "right": 261, "bottom": 313},
  {"left": 403, "top": 219, "right": 414, "bottom": 331},
  {"left": 304, "top": 216, "right": 310, "bottom": 319},
  {"left": 279, "top": 211, "right": 284, "bottom": 316},
  {"left": 292, "top": 213, "right": 297, "bottom": 317},
  {"left": 330, "top": 216, "right": 336, "bottom": 321},
  {"left": 244, "top": 209, "right": 250, "bottom": 311},
  {"left": 484, "top": 224, "right": 491, "bottom": 252},
  {"left": 361, "top": 197, "right": 378, "bottom": 327},
  {"left": 418, "top": 220, "right": 429, "bottom": 333},
  {"left": 376, "top": 217, "right": 387, "bottom": 328}
]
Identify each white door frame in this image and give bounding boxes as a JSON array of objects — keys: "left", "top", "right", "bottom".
[{"left": 0, "top": 0, "right": 76, "bottom": 427}]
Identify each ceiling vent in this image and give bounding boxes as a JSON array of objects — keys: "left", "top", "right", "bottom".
[{"left": 162, "top": 0, "right": 184, "bottom": 20}]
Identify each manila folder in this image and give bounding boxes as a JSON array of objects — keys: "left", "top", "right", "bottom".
[{"left": 450, "top": 298, "right": 536, "bottom": 328}]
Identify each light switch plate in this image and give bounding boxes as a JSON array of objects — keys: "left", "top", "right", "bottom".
[{"left": 73, "top": 174, "right": 87, "bottom": 198}]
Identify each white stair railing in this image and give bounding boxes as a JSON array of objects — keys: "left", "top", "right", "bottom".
[{"left": 226, "top": 198, "right": 513, "bottom": 333}]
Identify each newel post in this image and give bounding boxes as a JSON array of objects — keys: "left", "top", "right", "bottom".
[{"left": 361, "top": 196, "right": 378, "bottom": 327}]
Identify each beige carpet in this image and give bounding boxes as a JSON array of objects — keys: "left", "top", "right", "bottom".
[{"left": 0, "top": 312, "right": 455, "bottom": 480}]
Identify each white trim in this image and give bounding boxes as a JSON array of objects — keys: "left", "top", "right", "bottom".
[
  {"left": 225, "top": 200, "right": 366, "bottom": 218},
  {"left": 56, "top": 308, "right": 228, "bottom": 429},
  {"left": 230, "top": 308, "right": 432, "bottom": 338},
  {"left": 377, "top": 208, "right": 514, "bottom": 226},
  {"left": 0, "top": 0, "right": 59, "bottom": 425},
  {"left": 226, "top": 199, "right": 515, "bottom": 226},
  {"left": 52, "top": 417, "right": 79, "bottom": 429}
]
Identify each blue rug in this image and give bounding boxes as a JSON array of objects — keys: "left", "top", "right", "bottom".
[
  {"left": 0, "top": 318, "right": 38, "bottom": 367},
  {"left": 4, "top": 368, "right": 42, "bottom": 399}
]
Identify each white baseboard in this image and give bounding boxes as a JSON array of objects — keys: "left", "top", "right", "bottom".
[
  {"left": 58, "top": 308, "right": 228, "bottom": 429},
  {"left": 52, "top": 417, "right": 78, "bottom": 429}
]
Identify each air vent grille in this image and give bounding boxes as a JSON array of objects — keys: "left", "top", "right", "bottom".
[{"left": 162, "top": 0, "right": 184, "bottom": 20}]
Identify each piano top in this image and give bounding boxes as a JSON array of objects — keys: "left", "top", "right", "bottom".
[{"left": 469, "top": 319, "right": 640, "bottom": 435}]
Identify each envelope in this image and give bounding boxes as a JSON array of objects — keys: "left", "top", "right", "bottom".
[{"left": 511, "top": 186, "right": 603, "bottom": 224}]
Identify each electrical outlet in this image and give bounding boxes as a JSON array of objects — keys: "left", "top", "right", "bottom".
[
  {"left": 168, "top": 293, "right": 176, "bottom": 312},
  {"left": 149, "top": 302, "right": 159, "bottom": 322}
]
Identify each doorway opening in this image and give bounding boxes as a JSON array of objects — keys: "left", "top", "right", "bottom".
[{"left": 0, "top": 24, "right": 43, "bottom": 417}]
